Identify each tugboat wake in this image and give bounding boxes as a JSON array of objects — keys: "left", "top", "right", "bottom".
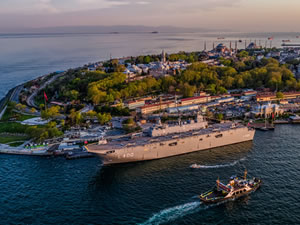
[{"left": 190, "top": 157, "right": 246, "bottom": 169}]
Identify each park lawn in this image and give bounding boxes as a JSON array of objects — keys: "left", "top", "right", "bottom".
[
  {"left": 0, "top": 135, "right": 29, "bottom": 144},
  {"left": 9, "top": 141, "right": 26, "bottom": 147},
  {"left": 0, "top": 122, "right": 29, "bottom": 133}
]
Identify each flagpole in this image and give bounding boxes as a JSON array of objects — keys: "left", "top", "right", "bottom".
[
  {"left": 44, "top": 97, "right": 47, "bottom": 111},
  {"left": 44, "top": 91, "right": 48, "bottom": 111}
]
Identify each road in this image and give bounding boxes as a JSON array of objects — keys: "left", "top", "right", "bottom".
[
  {"left": 10, "top": 85, "right": 23, "bottom": 103},
  {"left": 26, "top": 72, "right": 65, "bottom": 108}
]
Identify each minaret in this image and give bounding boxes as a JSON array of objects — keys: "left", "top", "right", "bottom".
[
  {"left": 161, "top": 50, "right": 166, "bottom": 63},
  {"left": 235, "top": 41, "right": 238, "bottom": 52}
]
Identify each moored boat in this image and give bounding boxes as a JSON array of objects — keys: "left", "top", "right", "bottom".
[{"left": 199, "top": 170, "right": 261, "bottom": 204}]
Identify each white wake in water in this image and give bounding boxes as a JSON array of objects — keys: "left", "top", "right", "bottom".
[
  {"left": 139, "top": 201, "right": 203, "bottom": 225},
  {"left": 190, "top": 157, "right": 246, "bottom": 169}
]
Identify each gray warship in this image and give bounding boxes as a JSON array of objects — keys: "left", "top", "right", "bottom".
[{"left": 86, "top": 115, "right": 255, "bottom": 165}]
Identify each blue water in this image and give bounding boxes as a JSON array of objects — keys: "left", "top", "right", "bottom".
[
  {"left": 0, "top": 125, "right": 300, "bottom": 224},
  {"left": 1, "top": 32, "right": 300, "bottom": 224}
]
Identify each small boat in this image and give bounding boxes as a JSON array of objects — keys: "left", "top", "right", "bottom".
[
  {"left": 217, "top": 37, "right": 225, "bottom": 40},
  {"left": 151, "top": 31, "right": 159, "bottom": 34},
  {"left": 199, "top": 170, "right": 261, "bottom": 204},
  {"left": 190, "top": 163, "right": 201, "bottom": 169},
  {"left": 268, "top": 37, "right": 274, "bottom": 40},
  {"left": 257, "top": 127, "right": 269, "bottom": 131},
  {"left": 258, "top": 113, "right": 275, "bottom": 131},
  {"left": 282, "top": 40, "right": 291, "bottom": 42}
]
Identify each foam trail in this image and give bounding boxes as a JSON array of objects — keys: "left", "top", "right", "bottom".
[
  {"left": 139, "top": 201, "right": 202, "bottom": 225},
  {"left": 190, "top": 157, "right": 246, "bottom": 169}
]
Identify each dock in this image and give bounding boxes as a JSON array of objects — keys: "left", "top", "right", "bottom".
[{"left": 0, "top": 144, "right": 52, "bottom": 156}]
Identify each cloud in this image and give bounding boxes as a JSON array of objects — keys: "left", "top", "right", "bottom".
[
  {"left": 136, "top": 1, "right": 150, "bottom": 5},
  {"left": 35, "top": 0, "right": 60, "bottom": 13}
]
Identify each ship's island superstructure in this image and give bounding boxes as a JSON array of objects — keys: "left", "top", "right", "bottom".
[{"left": 86, "top": 115, "right": 255, "bottom": 165}]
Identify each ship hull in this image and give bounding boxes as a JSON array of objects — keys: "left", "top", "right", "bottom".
[{"left": 87, "top": 127, "right": 255, "bottom": 165}]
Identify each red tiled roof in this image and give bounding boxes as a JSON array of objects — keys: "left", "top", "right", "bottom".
[
  {"left": 141, "top": 101, "right": 174, "bottom": 109},
  {"left": 181, "top": 96, "right": 208, "bottom": 102}
]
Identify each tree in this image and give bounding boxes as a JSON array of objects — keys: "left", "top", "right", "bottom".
[
  {"left": 97, "top": 113, "right": 112, "bottom": 125},
  {"left": 60, "top": 119, "right": 65, "bottom": 127},
  {"left": 16, "top": 103, "right": 26, "bottom": 112},
  {"left": 30, "top": 108, "right": 37, "bottom": 114},
  {"left": 216, "top": 113, "right": 224, "bottom": 121},
  {"left": 144, "top": 56, "right": 151, "bottom": 64},
  {"left": 39, "top": 104, "right": 45, "bottom": 110},
  {"left": 276, "top": 92, "right": 284, "bottom": 99},
  {"left": 41, "top": 106, "right": 60, "bottom": 120},
  {"left": 237, "top": 50, "right": 249, "bottom": 59},
  {"left": 181, "top": 83, "right": 196, "bottom": 97},
  {"left": 69, "top": 109, "right": 82, "bottom": 125},
  {"left": 67, "top": 90, "right": 79, "bottom": 100}
]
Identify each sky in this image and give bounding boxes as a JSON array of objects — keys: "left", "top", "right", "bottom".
[{"left": 1, "top": 0, "right": 300, "bottom": 32}]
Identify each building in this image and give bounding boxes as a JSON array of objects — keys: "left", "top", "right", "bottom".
[
  {"left": 256, "top": 92, "right": 300, "bottom": 102},
  {"left": 180, "top": 96, "right": 211, "bottom": 106},
  {"left": 246, "top": 42, "right": 259, "bottom": 50},
  {"left": 125, "top": 100, "right": 146, "bottom": 110},
  {"left": 137, "top": 101, "right": 176, "bottom": 114},
  {"left": 251, "top": 103, "right": 284, "bottom": 117}
]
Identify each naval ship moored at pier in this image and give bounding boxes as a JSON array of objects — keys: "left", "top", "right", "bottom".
[{"left": 85, "top": 115, "right": 255, "bottom": 165}]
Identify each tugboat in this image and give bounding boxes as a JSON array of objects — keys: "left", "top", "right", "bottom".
[{"left": 199, "top": 170, "right": 261, "bottom": 204}]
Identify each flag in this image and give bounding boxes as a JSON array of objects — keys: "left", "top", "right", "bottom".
[{"left": 44, "top": 91, "right": 48, "bottom": 101}]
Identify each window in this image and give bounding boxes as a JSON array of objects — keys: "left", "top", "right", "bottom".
[
  {"left": 160, "top": 143, "right": 165, "bottom": 146},
  {"left": 215, "top": 134, "right": 223, "bottom": 138},
  {"left": 199, "top": 138, "right": 203, "bottom": 141},
  {"left": 169, "top": 142, "right": 177, "bottom": 146}
]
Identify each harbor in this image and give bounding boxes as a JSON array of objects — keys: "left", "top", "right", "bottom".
[{"left": 0, "top": 124, "right": 299, "bottom": 224}]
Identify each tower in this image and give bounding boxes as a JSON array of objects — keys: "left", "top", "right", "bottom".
[
  {"left": 235, "top": 41, "right": 238, "bottom": 52},
  {"left": 161, "top": 50, "right": 166, "bottom": 63}
]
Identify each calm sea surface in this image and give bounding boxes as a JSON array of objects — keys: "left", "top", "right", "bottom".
[
  {"left": 0, "top": 32, "right": 300, "bottom": 224},
  {"left": 0, "top": 125, "right": 300, "bottom": 224}
]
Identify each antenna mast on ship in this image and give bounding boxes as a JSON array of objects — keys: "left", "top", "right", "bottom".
[{"left": 244, "top": 169, "right": 248, "bottom": 180}]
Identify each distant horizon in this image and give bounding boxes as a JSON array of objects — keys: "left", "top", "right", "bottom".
[
  {"left": 0, "top": 25, "right": 299, "bottom": 35},
  {"left": 1, "top": 0, "right": 300, "bottom": 32}
]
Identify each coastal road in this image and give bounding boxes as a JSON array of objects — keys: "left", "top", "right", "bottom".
[
  {"left": 0, "top": 85, "right": 22, "bottom": 120},
  {"left": 26, "top": 72, "right": 65, "bottom": 108},
  {"left": 10, "top": 85, "right": 23, "bottom": 103}
]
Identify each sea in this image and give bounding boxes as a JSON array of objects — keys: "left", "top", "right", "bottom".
[{"left": 0, "top": 32, "right": 300, "bottom": 225}]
